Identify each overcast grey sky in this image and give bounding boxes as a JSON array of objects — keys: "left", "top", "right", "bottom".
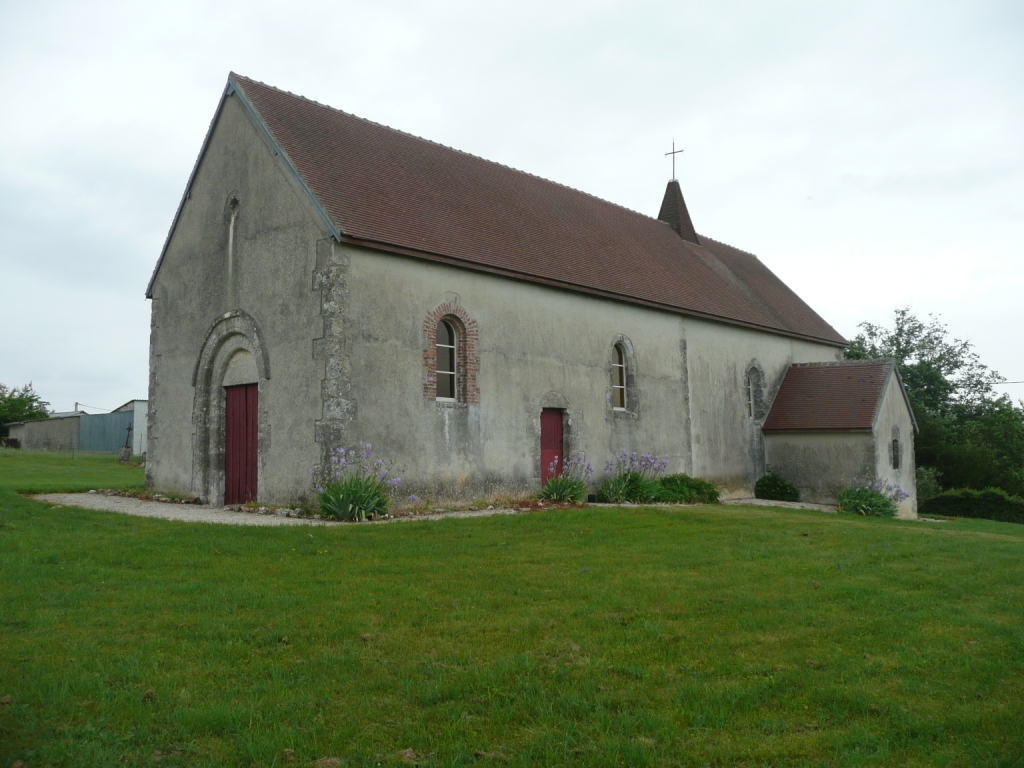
[{"left": 1, "top": 0, "right": 1021, "bottom": 413}]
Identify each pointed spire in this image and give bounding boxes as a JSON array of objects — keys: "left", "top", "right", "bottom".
[{"left": 658, "top": 180, "right": 699, "bottom": 244}]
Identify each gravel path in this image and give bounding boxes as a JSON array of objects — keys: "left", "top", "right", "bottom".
[
  {"left": 722, "top": 497, "right": 837, "bottom": 512},
  {"left": 32, "top": 493, "right": 522, "bottom": 527},
  {"left": 32, "top": 493, "right": 857, "bottom": 526}
]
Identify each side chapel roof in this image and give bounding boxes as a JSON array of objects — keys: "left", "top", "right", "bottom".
[
  {"left": 149, "top": 73, "right": 846, "bottom": 346},
  {"left": 763, "top": 359, "right": 918, "bottom": 432}
]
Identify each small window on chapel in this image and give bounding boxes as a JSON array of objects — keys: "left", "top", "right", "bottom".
[
  {"left": 436, "top": 320, "right": 457, "bottom": 400},
  {"left": 892, "top": 438, "right": 901, "bottom": 470},
  {"left": 746, "top": 366, "right": 763, "bottom": 419},
  {"left": 612, "top": 343, "right": 627, "bottom": 409}
]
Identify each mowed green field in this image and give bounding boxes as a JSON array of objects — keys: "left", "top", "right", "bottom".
[
  {"left": 1, "top": 451, "right": 1023, "bottom": 767},
  {"left": 0, "top": 448, "right": 145, "bottom": 494}
]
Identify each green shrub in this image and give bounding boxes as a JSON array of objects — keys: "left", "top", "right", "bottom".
[
  {"left": 312, "top": 444, "right": 401, "bottom": 521},
  {"left": 920, "top": 487, "right": 1024, "bottom": 525},
  {"left": 540, "top": 454, "right": 593, "bottom": 504},
  {"left": 836, "top": 485, "right": 897, "bottom": 517},
  {"left": 596, "top": 472, "right": 660, "bottom": 504},
  {"left": 836, "top": 479, "right": 908, "bottom": 518},
  {"left": 539, "top": 475, "right": 588, "bottom": 504},
  {"left": 596, "top": 451, "right": 667, "bottom": 504},
  {"left": 755, "top": 474, "right": 799, "bottom": 502},
  {"left": 318, "top": 474, "right": 391, "bottom": 521},
  {"left": 916, "top": 466, "right": 943, "bottom": 503},
  {"left": 656, "top": 474, "right": 720, "bottom": 504}
]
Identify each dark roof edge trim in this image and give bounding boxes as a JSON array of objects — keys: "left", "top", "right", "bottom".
[
  {"left": 885, "top": 364, "right": 920, "bottom": 435},
  {"left": 338, "top": 233, "right": 848, "bottom": 347},
  {"left": 228, "top": 75, "right": 341, "bottom": 241},
  {"left": 762, "top": 427, "right": 874, "bottom": 434},
  {"left": 869, "top": 362, "right": 894, "bottom": 432},
  {"left": 863, "top": 360, "right": 919, "bottom": 435},
  {"left": 145, "top": 74, "right": 340, "bottom": 299}
]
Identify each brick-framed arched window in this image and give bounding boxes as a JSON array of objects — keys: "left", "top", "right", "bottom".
[{"left": 423, "top": 300, "right": 479, "bottom": 403}]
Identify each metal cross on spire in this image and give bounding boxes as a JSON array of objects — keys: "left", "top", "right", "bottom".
[{"left": 665, "top": 139, "right": 684, "bottom": 180}]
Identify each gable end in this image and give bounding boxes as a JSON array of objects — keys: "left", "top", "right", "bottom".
[{"left": 145, "top": 74, "right": 340, "bottom": 299}]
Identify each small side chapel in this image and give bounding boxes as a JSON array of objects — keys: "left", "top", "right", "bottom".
[{"left": 145, "top": 73, "right": 917, "bottom": 515}]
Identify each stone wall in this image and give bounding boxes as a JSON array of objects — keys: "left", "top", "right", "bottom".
[
  {"left": 147, "top": 85, "right": 846, "bottom": 504},
  {"left": 147, "top": 92, "right": 327, "bottom": 504},
  {"left": 763, "top": 431, "right": 876, "bottom": 505},
  {"left": 8, "top": 416, "right": 80, "bottom": 452},
  {"left": 339, "top": 244, "right": 841, "bottom": 499},
  {"left": 873, "top": 372, "right": 918, "bottom": 518},
  {"left": 762, "top": 371, "right": 919, "bottom": 517}
]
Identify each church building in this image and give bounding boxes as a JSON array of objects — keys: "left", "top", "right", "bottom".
[{"left": 145, "top": 73, "right": 917, "bottom": 515}]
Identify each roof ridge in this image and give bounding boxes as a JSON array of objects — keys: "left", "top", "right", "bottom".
[
  {"left": 791, "top": 359, "right": 892, "bottom": 368},
  {"left": 230, "top": 72, "right": 661, "bottom": 224},
  {"left": 697, "top": 234, "right": 760, "bottom": 261}
]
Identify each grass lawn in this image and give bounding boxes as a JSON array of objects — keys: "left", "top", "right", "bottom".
[
  {"left": 1, "top": 452, "right": 1023, "bottom": 766},
  {"left": 0, "top": 448, "right": 145, "bottom": 494}
]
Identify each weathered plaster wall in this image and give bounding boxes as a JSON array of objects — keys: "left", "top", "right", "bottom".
[
  {"left": 340, "top": 245, "right": 840, "bottom": 497},
  {"left": 761, "top": 372, "right": 918, "bottom": 516},
  {"left": 685, "top": 323, "right": 842, "bottom": 495},
  {"left": 874, "top": 374, "right": 918, "bottom": 518},
  {"left": 10, "top": 417, "right": 80, "bottom": 452},
  {"left": 147, "top": 93, "right": 326, "bottom": 504},
  {"left": 763, "top": 431, "right": 875, "bottom": 504},
  {"left": 147, "top": 90, "right": 846, "bottom": 504}
]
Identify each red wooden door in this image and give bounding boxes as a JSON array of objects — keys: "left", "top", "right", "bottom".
[
  {"left": 540, "top": 408, "right": 563, "bottom": 486},
  {"left": 224, "top": 383, "right": 258, "bottom": 504}
]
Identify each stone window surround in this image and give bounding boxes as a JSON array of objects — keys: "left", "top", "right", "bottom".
[
  {"left": 423, "top": 299, "right": 479, "bottom": 404},
  {"left": 744, "top": 360, "right": 768, "bottom": 421},
  {"left": 607, "top": 334, "right": 639, "bottom": 419},
  {"left": 889, "top": 425, "right": 903, "bottom": 471},
  {"left": 190, "top": 310, "right": 271, "bottom": 505}
]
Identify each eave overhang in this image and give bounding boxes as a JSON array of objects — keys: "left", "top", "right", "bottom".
[{"left": 336, "top": 232, "right": 848, "bottom": 348}]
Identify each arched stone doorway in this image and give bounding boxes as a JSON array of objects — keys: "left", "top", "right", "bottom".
[{"left": 191, "top": 311, "right": 271, "bottom": 505}]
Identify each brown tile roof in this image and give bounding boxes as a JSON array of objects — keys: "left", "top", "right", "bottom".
[
  {"left": 763, "top": 360, "right": 898, "bottom": 432},
  {"left": 157, "top": 73, "right": 846, "bottom": 345}
]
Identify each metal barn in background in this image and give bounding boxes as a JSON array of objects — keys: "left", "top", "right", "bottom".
[{"left": 3, "top": 400, "right": 148, "bottom": 454}]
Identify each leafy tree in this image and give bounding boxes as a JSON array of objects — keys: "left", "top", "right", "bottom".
[
  {"left": 845, "top": 308, "right": 1003, "bottom": 413},
  {"left": 0, "top": 383, "right": 51, "bottom": 435},
  {"left": 846, "top": 309, "right": 1024, "bottom": 496}
]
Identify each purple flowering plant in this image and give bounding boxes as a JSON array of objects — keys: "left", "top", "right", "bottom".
[
  {"left": 311, "top": 444, "right": 402, "bottom": 521},
  {"left": 539, "top": 453, "right": 593, "bottom": 503},
  {"left": 547, "top": 454, "right": 594, "bottom": 483},
  {"left": 604, "top": 451, "right": 669, "bottom": 480},
  {"left": 597, "top": 450, "right": 669, "bottom": 503},
  {"left": 837, "top": 477, "right": 908, "bottom": 518}
]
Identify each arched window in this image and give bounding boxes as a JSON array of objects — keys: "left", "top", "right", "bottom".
[
  {"left": 226, "top": 196, "right": 240, "bottom": 259},
  {"left": 746, "top": 366, "right": 763, "bottom": 419},
  {"left": 892, "top": 438, "right": 901, "bottom": 469},
  {"left": 436, "top": 319, "right": 457, "bottom": 400},
  {"left": 424, "top": 302, "right": 479, "bottom": 404},
  {"left": 612, "top": 343, "right": 627, "bottom": 409}
]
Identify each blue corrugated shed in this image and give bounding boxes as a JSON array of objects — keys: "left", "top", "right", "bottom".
[{"left": 79, "top": 411, "right": 135, "bottom": 453}]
